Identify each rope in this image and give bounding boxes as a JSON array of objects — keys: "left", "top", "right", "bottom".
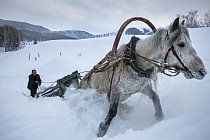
[
  {"left": 125, "top": 45, "right": 181, "bottom": 77},
  {"left": 42, "top": 81, "right": 56, "bottom": 84}
]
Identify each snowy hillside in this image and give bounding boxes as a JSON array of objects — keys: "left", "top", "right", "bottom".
[
  {"left": 0, "top": 28, "right": 209, "bottom": 140},
  {"left": 0, "top": 19, "right": 50, "bottom": 33},
  {"left": 54, "top": 30, "right": 94, "bottom": 39},
  {"left": 125, "top": 27, "right": 152, "bottom": 35}
]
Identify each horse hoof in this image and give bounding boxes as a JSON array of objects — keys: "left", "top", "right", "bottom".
[
  {"left": 155, "top": 112, "right": 164, "bottom": 121},
  {"left": 97, "top": 122, "right": 109, "bottom": 137}
]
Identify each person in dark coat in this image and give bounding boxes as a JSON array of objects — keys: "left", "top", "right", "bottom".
[{"left": 27, "top": 69, "right": 42, "bottom": 98}]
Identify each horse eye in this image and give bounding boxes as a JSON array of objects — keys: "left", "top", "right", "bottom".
[{"left": 177, "top": 42, "right": 185, "bottom": 47}]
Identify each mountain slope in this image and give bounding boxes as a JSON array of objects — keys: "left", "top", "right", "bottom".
[
  {"left": 0, "top": 19, "right": 75, "bottom": 41},
  {"left": 20, "top": 30, "right": 75, "bottom": 41},
  {"left": 0, "top": 19, "right": 50, "bottom": 33},
  {"left": 55, "top": 30, "right": 94, "bottom": 39},
  {"left": 125, "top": 27, "right": 152, "bottom": 35}
]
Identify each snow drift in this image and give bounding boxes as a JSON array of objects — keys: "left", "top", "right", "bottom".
[{"left": 0, "top": 28, "right": 209, "bottom": 140}]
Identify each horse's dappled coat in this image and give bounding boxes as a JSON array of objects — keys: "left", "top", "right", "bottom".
[{"left": 79, "top": 17, "right": 207, "bottom": 137}]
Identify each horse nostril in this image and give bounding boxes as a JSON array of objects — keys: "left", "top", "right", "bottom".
[{"left": 198, "top": 69, "right": 206, "bottom": 77}]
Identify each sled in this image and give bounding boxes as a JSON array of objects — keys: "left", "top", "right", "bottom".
[{"left": 37, "top": 70, "right": 81, "bottom": 98}]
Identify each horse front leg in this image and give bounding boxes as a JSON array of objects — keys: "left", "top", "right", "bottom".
[
  {"left": 141, "top": 85, "right": 164, "bottom": 121},
  {"left": 97, "top": 86, "right": 121, "bottom": 137}
]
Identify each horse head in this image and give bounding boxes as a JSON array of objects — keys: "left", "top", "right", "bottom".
[{"left": 164, "top": 17, "right": 206, "bottom": 80}]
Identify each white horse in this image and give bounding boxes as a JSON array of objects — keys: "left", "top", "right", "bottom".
[{"left": 79, "top": 17, "right": 207, "bottom": 137}]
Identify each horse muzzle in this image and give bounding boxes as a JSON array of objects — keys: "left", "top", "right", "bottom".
[
  {"left": 182, "top": 68, "right": 207, "bottom": 80},
  {"left": 195, "top": 68, "right": 207, "bottom": 80},
  {"left": 189, "top": 68, "right": 207, "bottom": 80}
]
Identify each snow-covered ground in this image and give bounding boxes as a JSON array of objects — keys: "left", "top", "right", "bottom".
[{"left": 0, "top": 28, "right": 209, "bottom": 140}]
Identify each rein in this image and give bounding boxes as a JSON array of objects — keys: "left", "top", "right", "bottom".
[
  {"left": 80, "top": 17, "right": 191, "bottom": 86},
  {"left": 164, "top": 45, "right": 191, "bottom": 76},
  {"left": 108, "top": 17, "right": 183, "bottom": 77},
  {"left": 126, "top": 29, "right": 192, "bottom": 77},
  {"left": 42, "top": 81, "right": 56, "bottom": 83},
  {"left": 125, "top": 43, "right": 181, "bottom": 77}
]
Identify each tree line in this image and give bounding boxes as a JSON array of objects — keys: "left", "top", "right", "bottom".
[
  {"left": 0, "top": 25, "right": 22, "bottom": 52},
  {"left": 178, "top": 9, "right": 210, "bottom": 28}
]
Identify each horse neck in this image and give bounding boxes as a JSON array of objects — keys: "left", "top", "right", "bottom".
[{"left": 135, "top": 29, "right": 168, "bottom": 69}]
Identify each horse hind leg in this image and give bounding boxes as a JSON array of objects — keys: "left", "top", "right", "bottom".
[
  {"left": 141, "top": 85, "right": 164, "bottom": 121},
  {"left": 97, "top": 86, "right": 121, "bottom": 137}
]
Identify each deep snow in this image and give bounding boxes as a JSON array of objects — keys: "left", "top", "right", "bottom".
[{"left": 0, "top": 28, "right": 210, "bottom": 140}]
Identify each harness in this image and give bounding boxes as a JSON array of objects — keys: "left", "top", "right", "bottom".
[
  {"left": 125, "top": 36, "right": 154, "bottom": 78},
  {"left": 125, "top": 32, "right": 192, "bottom": 77},
  {"left": 81, "top": 32, "right": 192, "bottom": 85},
  {"left": 80, "top": 17, "right": 157, "bottom": 85},
  {"left": 80, "top": 17, "right": 193, "bottom": 95}
]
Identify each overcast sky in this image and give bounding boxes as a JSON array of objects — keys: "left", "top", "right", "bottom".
[{"left": 0, "top": 0, "right": 209, "bottom": 34}]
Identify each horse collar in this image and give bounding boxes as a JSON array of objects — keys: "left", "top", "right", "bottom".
[{"left": 126, "top": 36, "right": 154, "bottom": 78}]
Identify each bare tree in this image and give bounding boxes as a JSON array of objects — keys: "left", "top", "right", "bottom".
[
  {"left": 0, "top": 27, "right": 4, "bottom": 47},
  {"left": 204, "top": 9, "right": 210, "bottom": 27},
  {"left": 0, "top": 25, "right": 21, "bottom": 52},
  {"left": 178, "top": 10, "right": 200, "bottom": 28}
]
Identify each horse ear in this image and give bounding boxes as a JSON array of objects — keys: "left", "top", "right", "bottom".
[
  {"left": 170, "top": 17, "right": 180, "bottom": 32},
  {"left": 181, "top": 20, "right": 185, "bottom": 26}
]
